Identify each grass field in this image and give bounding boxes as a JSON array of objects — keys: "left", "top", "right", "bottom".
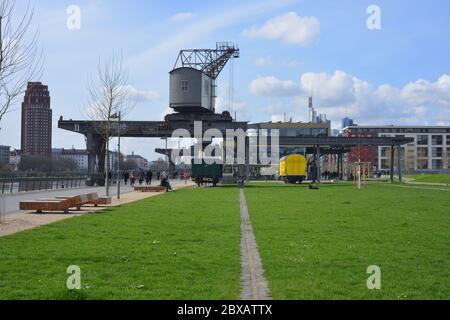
[
  {"left": 406, "top": 173, "right": 450, "bottom": 184},
  {"left": 1, "top": 182, "right": 449, "bottom": 300},
  {"left": 0, "top": 188, "right": 241, "bottom": 300},
  {"left": 245, "top": 183, "right": 450, "bottom": 299}
]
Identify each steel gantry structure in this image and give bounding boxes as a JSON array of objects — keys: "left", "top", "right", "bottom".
[
  {"left": 58, "top": 42, "right": 414, "bottom": 185},
  {"left": 59, "top": 115, "right": 413, "bottom": 184},
  {"left": 173, "top": 42, "right": 240, "bottom": 79}
]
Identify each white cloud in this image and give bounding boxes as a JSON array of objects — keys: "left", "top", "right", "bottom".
[
  {"left": 129, "top": 0, "right": 295, "bottom": 73},
  {"left": 270, "top": 114, "right": 284, "bottom": 122},
  {"left": 242, "top": 12, "right": 320, "bottom": 46},
  {"left": 249, "top": 71, "right": 450, "bottom": 127},
  {"left": 169, "top": 12, "right": 195, "bottom": 22},
  {"left": 249, "top": 76, "right": 299, "bottom": 96},
  {"left": 215, "top": 82, "right": 247, "bottom": 113},
  {"left": 300, "top": 70, "right": 357, "bottom": 106},
  {"left": 122, "top": 85, "right": 160, "bottom": 102}
]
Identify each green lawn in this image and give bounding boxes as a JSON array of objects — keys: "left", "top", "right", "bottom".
[
  {"left": 1, "top": 183, "right": 449, "bottom": 300},
  {"left": 245, "top": 183, "right": 450, "bottom": 299},
  {"left": 406, "top": 173, "right": 450, "bottom": 184},
  {"left": 0, "top": 188, "right": 241, "bottom": 300}
]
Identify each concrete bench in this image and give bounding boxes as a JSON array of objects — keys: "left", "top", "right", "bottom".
[
  {"left": 134, "top": 186, "right": 166, "bottom": 193},
  {"left": 20, "top": 194, "right": 90, "bottom": 214}
]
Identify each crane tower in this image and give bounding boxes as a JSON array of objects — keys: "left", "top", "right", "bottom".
[{"left": 169, "top": 42, "right": 240, "bottom": 113}]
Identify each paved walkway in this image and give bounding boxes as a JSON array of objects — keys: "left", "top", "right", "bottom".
[
  {"left": 0, "top": 180, "right": 190, "bottom": 216},
  {"left": 385, "top": 184, "right": 450, "bottom": 192},
  {"left": 0, "top": 180, "right": 193, "bottom": 237},
  {"left": 239, "top": 189, "right": 271, "bottom": 300},
  {"left": 406, "top": 181, "right": 450, "bottom": 187}
]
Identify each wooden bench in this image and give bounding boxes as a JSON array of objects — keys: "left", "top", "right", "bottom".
[
  {"left": 20, "top": 194, "right": 90, "bottom": 214},
  {"left": 56, "top": 193, "right": 112, "bottom": 207},
  {"left": 134, "top": 186, "right": 166, "bottom": 193},
  {"left": 91, "top": 196, "right": 112, "bottom": 206}
]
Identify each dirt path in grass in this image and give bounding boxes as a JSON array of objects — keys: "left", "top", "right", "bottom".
[{"left": 239, "top": 189, "right": 272, "bottom": 300}]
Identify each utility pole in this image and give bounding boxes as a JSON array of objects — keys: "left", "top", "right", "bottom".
[{"left": 117, "top": 112, "right": 121, "bottom": 199}]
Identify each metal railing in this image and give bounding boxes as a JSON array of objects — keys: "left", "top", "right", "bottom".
[{"left": 0, "top": 173, "right": 88, "bottom": 195}]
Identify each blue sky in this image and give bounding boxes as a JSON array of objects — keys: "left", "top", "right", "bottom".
[{"left": 1, "top": 0, "right": 449, "bottom": 160}]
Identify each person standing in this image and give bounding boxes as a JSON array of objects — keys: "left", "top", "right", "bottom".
[
  {"left": 138, "top": 171, "right": 145, "bottom": 185},
  {"left": 146, "top": 170, "right": 153, "bottom": 185},
  {"left": 130, "top": 172, "right": 136, "bottom": 187},
  {"left": 123, "top": 170, "right": 129, "bottom": 185}
]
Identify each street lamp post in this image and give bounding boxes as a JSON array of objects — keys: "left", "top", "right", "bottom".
[
  {"left": 111, "top": 112, "right": 121, "bottom": 199},
  {"left": 117, "top": 112, "right": 121, "bottom": 199}
]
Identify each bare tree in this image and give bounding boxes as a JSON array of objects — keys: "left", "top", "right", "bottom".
[
  {"left": 0, "top": 0, "right": 43, "bottom": 129},
  {"left": 87, "top": 53, "right": 134, "bottom": 196}
]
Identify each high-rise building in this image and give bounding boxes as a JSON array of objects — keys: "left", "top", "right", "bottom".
[
  {"left": 342, "top": 117, "right": 354, "bottom": 130},
  {"left": 21, "top": 82, "right": 52, "bottom": 157}
]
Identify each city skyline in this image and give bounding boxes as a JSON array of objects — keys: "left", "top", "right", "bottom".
[{"left": 0, "top": 0, "right": 449, "bottom": 161}]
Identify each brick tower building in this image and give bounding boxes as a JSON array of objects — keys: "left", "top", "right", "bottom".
[{"left": 21, "top": 82, "right": 52, "bottom": 157}]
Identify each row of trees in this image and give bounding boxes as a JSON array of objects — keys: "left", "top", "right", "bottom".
[
  {"left": 17, "top": 157, "right": 140, "bottom": 174},
  {"left": 18, "top": 156, "right": 78, "bottom": 173}
]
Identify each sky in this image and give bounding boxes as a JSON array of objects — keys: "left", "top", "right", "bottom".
[{"left": 0, "top": 0, "right": 449, "bottom": 160}]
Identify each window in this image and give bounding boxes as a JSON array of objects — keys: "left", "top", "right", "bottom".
[
  {"left": 432, "top": 135, "right": 443, "bottom": 145},
  {"left": 417, "top": 135, "right": 428, "bottom": 145},
  {"left": 181, "top": 80, "right": 188, "bottom": 92},
  {"left": 417, "top": 147, "right": 428, "bottom": 158},
  {"left": 432, "top": 159, "right": 443, "bottom": 170},
  {"left": 447, "top": 135, "right": 450, "bottom": 145},
  {"left": 432, "top": 147, "right": 443, "bottom": 158}
]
